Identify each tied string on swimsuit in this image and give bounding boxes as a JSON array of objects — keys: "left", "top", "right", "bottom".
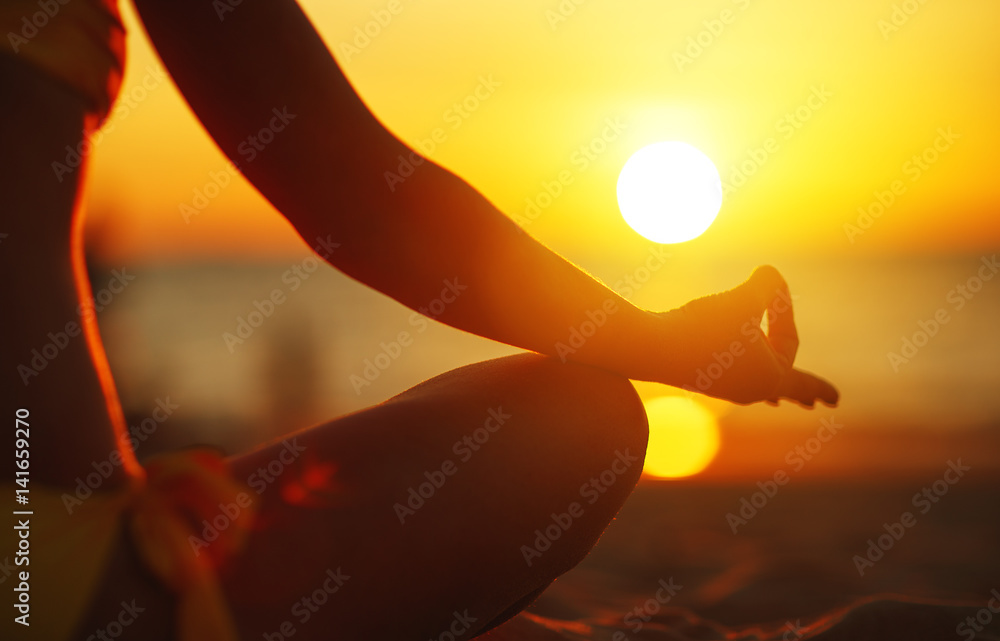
[{"left": 126, "top": 449, "right": 257, "bottom": 641}]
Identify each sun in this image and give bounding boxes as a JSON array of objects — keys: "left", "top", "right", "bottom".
[
  {"left": 617, "top": 141, "right": 723, "bottom": 244},
  {"left": 641, "top": 396, "right": 721, "bottom": 479}
]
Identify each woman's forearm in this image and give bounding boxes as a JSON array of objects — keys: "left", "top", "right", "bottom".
[
  {"left": 317, "top": 149, "right": 667, "bottom": 383},
  {"left": 132, "top": 0, "right": 669, "bottom": 382}
]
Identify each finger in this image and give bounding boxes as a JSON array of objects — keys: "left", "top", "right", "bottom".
[
  {"left": 779, "top": 368, "right": 839, "bottom": 407},
  {"left": 734, "top": 266, "right": 798, "bottom": 366},
  {"left": 746, "top": 265, "right": 799, "bottom": 367}
]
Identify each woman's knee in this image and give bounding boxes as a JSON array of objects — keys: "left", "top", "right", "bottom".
[
  {"left": 477, "top": 353, "right": 648, "bottom": 477},
  {"left": 519, "top": 354, "right": 649, "bottom": 462},
  {"left": 452, "top": 354, "right": 649, "bottom": 573},
  {"left": 375, "top": 352, "right": 649, "bottom": 553},
  {"left": 382, "top": 352, "right": 648, "bottom": 480}
]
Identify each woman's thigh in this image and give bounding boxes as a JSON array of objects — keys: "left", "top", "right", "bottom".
[{"left": 223, "top": 353, "right": 649, "bottom": 640}]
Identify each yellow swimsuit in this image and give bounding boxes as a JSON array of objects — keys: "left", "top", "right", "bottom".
[{"left": 1, "top": 450, "right": 256, "bottom": 641}]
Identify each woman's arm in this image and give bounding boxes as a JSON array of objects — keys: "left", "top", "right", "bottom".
[{"left": 129, "top": 0, "right": 836, "bottom": 406}]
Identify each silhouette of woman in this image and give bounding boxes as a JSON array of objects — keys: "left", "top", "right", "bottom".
[{"left": 1, "top": 1, "right": 837, "bottom": 639}]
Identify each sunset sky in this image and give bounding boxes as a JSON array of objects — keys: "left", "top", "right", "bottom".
[
  {"left": 84, "top": 0, "right": 999, "bottom": 262},
  {"left": 65, "top": 0, "right": 1000, "bottom": 486}
]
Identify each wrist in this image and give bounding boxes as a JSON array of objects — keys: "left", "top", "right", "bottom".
[{"left": 612, "top": 306, "right": 680, "bottom": 385}]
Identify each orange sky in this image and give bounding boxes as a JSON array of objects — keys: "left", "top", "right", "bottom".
[{"left": 84, "top": 0, "right": 1000, "bottom": 262}]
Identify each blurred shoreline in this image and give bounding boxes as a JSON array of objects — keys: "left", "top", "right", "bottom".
[{"left": 85, "top": 251, "right": 999, "bottom": 480}]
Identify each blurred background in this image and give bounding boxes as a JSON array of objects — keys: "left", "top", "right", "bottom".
[{"left": 82, "top": 0, "right": 998, "bottom": 633}]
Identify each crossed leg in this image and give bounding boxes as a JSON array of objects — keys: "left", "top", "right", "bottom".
[
  {"left": 79, "top": 355, "right": 648, "bottom": 640},
  {"left": 222, "top": 353, "right": 648, "bottom": 639}
]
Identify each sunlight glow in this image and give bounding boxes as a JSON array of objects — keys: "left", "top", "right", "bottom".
[
  {"left": 617, "top": 141, "right": 722, "bottom": 244},
  {"left": 642, "top": 396, "right": 720, "bottom": 479}
]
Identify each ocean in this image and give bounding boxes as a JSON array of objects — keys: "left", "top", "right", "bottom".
[{"left": 92, "top": 251, "right": 1000, "bottom": 460}]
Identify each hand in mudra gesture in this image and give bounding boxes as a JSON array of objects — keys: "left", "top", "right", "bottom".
[{"left": 658, "top": 265, "right": 839, "bottom": 407}]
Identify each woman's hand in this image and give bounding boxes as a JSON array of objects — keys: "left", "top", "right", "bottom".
[{"left": 656, "top": 265, "right": 839, "bottom": 407}]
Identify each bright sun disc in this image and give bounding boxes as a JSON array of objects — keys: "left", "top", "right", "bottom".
[
  {"left": 642, "top": 396, "right": 720, "bottom": 479},
  {"left": 617, "top": 141, "right": 722, "bottom": 244}
]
